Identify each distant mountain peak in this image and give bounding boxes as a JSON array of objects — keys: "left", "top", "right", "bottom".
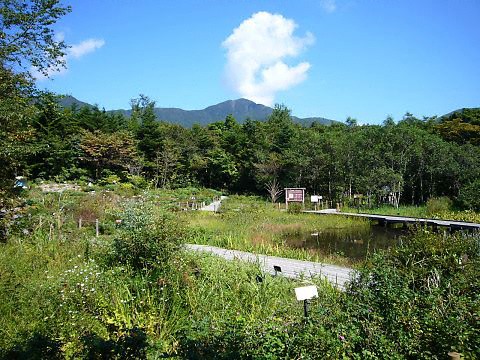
[{"left": 58, "top": 95, "right": 336, "bottom": 127}]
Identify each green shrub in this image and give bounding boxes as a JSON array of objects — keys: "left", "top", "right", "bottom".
[
  {"left": 345, "top": 231, "right": 480, "bottom": 358},
  {"left": 127, "top": 175, "right": 149, "bottom": 189},
  {"left": 110, "top": 203, "right": 185, "bottom": 271},
  {"left": 426, "top": 196, "right": 452, "bottom": 215},
  {"left": 179, "top": 316, "right": 349, "bottom": 359},
  {"left": 100, "top": 174, "right": 121, "bottom": 186},
  {"left": 287, "top": 203, "right": 302, "bottom": 214},
  {"left": 457, "top": 179, "right": 480, "bottom": 211}
]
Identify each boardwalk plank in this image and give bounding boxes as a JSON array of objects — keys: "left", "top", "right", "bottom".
[{"left": 185, "top": 244, "right": 354, "bottom": 290}]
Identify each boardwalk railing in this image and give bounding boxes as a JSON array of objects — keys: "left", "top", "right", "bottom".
[{"left": 304, "top": 210, "right": 480, "bottom": 231}]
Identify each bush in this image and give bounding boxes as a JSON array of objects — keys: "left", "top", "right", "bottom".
[
  {"left": 179, "top": 316, "right": 348, "bottom": 359},
  {"left": 287, "top": 203, "right": 302, "bottom": 214},
  {"left": 127, "top": 175, "right": 149, "bottom": 189},
  {"left": 457, "top": 180, "right": 480, "bottom": 211},
  {"left": 99, "top": 174, "right": 121, "bottom": 186},
  {"left": 426, "top": 196, "right": 452, "bottom": 215},
  {"left": 110, "top": 203, "right": 185, "bottom": 271},
  {"left": 345, "top": 231, "right": 480, "bottom": 358}
]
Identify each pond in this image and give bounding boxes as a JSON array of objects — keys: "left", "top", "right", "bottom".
[{"left": 282, "top": 225, "right": 405, "bottom": 261}]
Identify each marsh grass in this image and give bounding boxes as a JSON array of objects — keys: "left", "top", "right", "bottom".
[
  {"left": 1, "top": 187, "right": 342, "bottom": 357},
  {"left": 342, "top": 204, "right": 428, "bottom": 218},
  {"left": 186, "top": 195, "right": 369, "bottom": 266},
  {"left": 0, "top": 231, "right": 339, "bottom": 357},
  {"left": 2, "top": 186, "right": 479, "bottom": 358}
]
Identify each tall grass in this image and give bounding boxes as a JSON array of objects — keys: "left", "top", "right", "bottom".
[
  {"left": 0, "top": 234, "right": 338, "bottom": 357},
  {"left": 186, "top": 195, "right": 370, "bottom": 266},
  {"left": 0, "top": 187, "right": 341, "bottom": 357},
  {"left": 1, "top": 186, "right": 479, "bottom": 358},
  {"left": 342, "top": 204, "right": 428, "bottom": 218}
]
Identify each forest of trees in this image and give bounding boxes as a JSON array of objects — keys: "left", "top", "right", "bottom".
[
  {"left": 1, "top": 0, "right": 479, "bottom": 210},
  {"left": 4, "top": 91, "right": 480, "bottom": 210}
]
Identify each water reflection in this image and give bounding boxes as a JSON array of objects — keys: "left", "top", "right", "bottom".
[{"left": 283, "top": 225, "right": 405, "bottom": 261}]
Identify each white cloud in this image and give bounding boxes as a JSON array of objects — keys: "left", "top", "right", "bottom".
[
  {"left": 222, "top": 11, "right": 314, "bottom": 106},
  {"left": 32, "top": 37, "right": 105, "bottom": 81},
  {"left": 68, "top": 38, "right": 105, "bottom": 59},
  {"left": 320, "top": 0, "right": 337, "bottom": 13}
]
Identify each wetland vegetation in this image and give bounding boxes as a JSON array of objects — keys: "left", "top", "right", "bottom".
[
  {"left": 1, "top": 186, "right": 479, "bottom": 358},
  {"left": 1, "top": 1, "right": 480, "bottom": 358}
]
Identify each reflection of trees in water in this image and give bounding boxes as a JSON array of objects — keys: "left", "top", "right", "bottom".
[{"left": 283, "top": 225, "right": 404, "bottom": 260}]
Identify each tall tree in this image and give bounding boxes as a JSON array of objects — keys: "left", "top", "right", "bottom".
[
  {"left": 79, "top": 131, "right": 140, "bottom": 180},
  {"left": 0, "top": 0, "right": 70, "bottom": 208},
  {"left": 0, "top": 0, "right": 70, "bottom": 77}
]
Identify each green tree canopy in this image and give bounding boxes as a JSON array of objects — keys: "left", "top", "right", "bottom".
[{"left": 0, "top": 0, "right": 71, "bottom": 77}]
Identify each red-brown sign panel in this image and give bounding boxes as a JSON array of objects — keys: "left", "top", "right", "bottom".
[{"left": 286, "top": 189, "right": 304, "bottom": 202}]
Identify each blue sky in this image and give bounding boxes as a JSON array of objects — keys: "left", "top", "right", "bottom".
[{"left": 37, "top": 0, "right": 480, "bottom": 124}]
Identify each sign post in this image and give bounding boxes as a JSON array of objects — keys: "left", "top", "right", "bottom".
[
  {"left": 285, "top": 188, "right": 306, "bottom": 210},
  {"left": 310, "top": 195, "right": 323, "bottom": 211},
  {"left": 294, "top": 285, "right": 318, "bottom": 319}
]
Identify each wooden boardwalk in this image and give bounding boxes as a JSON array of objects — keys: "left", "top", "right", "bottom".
[
  {"left": 185, "top": 244, "right": 353, "bottom": 290},
  {"left": 199, "top": 196, "right": 228, "bottom": 212},
  {"left": 304, "top": 209, "right": 480, "bottom": 231}
]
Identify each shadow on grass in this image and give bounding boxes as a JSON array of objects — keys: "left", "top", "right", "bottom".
[
  {"left": 1, "top": 333, "right": 62, "bottom": 360},
  {"left": 1, "top": 327, "right": 148, "bottom": 359},
  {"left": 81, "top": 327, "right": 148, "bottom": 359}
]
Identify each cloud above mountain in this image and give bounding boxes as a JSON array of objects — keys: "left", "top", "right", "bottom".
[{"left": 222, "top": 12, "right": 314, "bottom": 106}]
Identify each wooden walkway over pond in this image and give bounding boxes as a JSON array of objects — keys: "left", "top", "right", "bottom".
[
  {"left": 185, "top": 244, "right": 353, "bottom": 290},
  {"left": 304, "top": 209, "right": 480, "bottom": 232}
]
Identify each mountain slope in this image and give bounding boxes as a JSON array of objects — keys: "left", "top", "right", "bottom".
[
  {"left": 438, "top": 107, "right": 480, "bottom": 125},
  {"left": 59, "top": 96, "right": 337, "bottom": 126},
  {"left": 58, "top": 95, "right": 94, "bottom": 109}
]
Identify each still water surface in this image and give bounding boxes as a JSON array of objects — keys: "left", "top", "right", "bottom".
[{"left": 283, "top": 225, "right": 405, "bottom": 261}]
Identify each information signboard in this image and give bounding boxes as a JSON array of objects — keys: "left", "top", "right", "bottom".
[
  {"left": 284, "top": 188, "right": 306, "bottom": 209},
  {"left": 286, "top": 188, "right": 304, "bottom": 202},
  {"left": 294, "top": 285, "right": 318, "bottom": 301}
]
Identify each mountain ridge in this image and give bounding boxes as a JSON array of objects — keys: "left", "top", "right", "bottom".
[{"left": 58, "top": 95, "right": 337, "bottom": 127}]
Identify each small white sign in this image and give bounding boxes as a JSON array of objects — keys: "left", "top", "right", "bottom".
[
  {"left": 310, "top": 195, "right": 322, "bottom": 203},
  {"left": 294, "top": 285, "right": 318, "bottom": 301}
]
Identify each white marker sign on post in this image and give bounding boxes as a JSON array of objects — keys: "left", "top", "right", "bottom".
[{"left": 294, "top": 285, "right": 318, "bottom": 301}]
